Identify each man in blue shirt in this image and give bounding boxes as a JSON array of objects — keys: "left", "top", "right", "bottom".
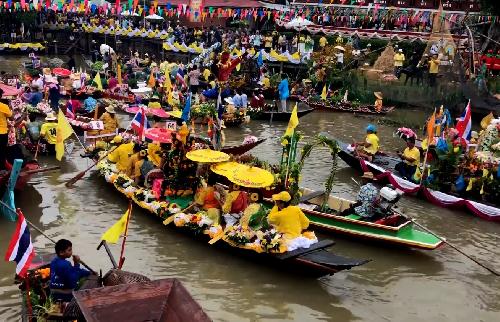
[
  {"left": 28, "top": 87, "right": 43, "bottom": 106},
  {"left": 50, "top": 239, "right": 91, "bottom": 302},
  {"left": 232, "top": 90, "right": 242, "bottom": 108}
]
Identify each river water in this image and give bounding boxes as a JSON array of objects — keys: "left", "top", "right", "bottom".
[{"left": 1, "top": 59, "right": 500, "bottom": 321}]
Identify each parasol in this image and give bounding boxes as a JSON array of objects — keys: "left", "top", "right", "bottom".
[
  {"left": 52, "top": 67, "right": 71, "bottom": 77},
  {"left": 145, "top": 14, "right": 164, "bottom": 21},
  {"left": 144, "top": 128, "right": 173, "bottom": 143},
  {"left": 210, "top": 161, "right": 245, "bottom": 177},
  {"left": 100, "top": 44, "right": 116, "bottom": 56},
  {"left": 121, "top": 11, "right": 140, "bottom": 17},
  {"left": 126, "top": 106, "right": 170, "bottom": 118},
  {"left": 285, "top": 17, "right": 313, "bottom": 30},
  {"left": 186, "top": 149, "right": 230, "bottom": 163},
  {"left": 334, "top": 46, "right": 345, "bottom": 52},
  {"left": 227, "top": 164, "right": 274, "bottom": 188},
  {"left": 0, "top": 83, "right": 22, "bottom": 97}
]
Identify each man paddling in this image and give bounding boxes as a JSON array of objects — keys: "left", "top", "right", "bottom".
[
  {"left": 395, "top": 136, "right": 420, "bottom": 181},
  {"left": 354, "top": 124, "right": 380, "bottom": 161},
  {"left": 50, "top": 239, "right": 92, "bottom": 302}
]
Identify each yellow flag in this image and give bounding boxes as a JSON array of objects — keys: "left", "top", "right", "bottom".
[
  {"left": 466, "top": 178, "right": 475, "bottom": 191},
  {"left": 284, "top": 103, "right": 299, "bottom": 137},
  {"left": 93, "top": 72, "right": 103, "bottom": 90},
  {"left": 163, "top": 74, "right": 172, "bottom": 92},
  {"left": 55, "top": 110, "right": 73, "bottom": 161},
  {"left": 167, "top": 90, "right": 174, "bottom": 106},
  {"left": 413, "top": 166, "right": 422, "bottom": 182},
  {"left": 480, "top": 112, "right": 494, "bottom": 129},
  {"left": 117, "top": 64, "right": 122, "bottom": 84},
  {"left": 320, "top": 84, "right": 327, "bottom": 100},
  {"left": 101, "top": 209, "right": 130, "bottom": 244}
]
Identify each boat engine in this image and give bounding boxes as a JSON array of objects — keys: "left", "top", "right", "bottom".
[{"left": 377, "top": 185, "right": 402, "bottom": 215}]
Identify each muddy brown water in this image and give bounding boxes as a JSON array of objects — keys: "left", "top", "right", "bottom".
[{"left": 0, "top": 56, "right": 499, "bottom": 321}]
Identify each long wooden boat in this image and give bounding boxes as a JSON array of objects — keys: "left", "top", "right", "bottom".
[
  {"left": 307, "top": 99, "right": 395, "bottom": 115},
  {"left": 0, "top": 159, "right": 22, "bottom": 220},
  {"left": 336, "top": 140, "right": 500, "bottom": 221},
  {"left": 298, "top": 188, "right": 444, "bottom": 250},
  {"left": 97, "top": 160, "right": 369, "bottom": 277},
  {"left": 250, "top": 107, "right": 315, "bottom": 121},
  {"left": 192, "top": 136, "right": 266, "bottom": 156},
  {"left": 18, "top": 254, "right": 210, "bottom": 321}
]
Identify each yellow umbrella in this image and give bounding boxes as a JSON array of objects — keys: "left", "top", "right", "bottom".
[
  {"left": 210, "top": 161, "right": 245, "bottom": 177},
  {"left": 169, "top": 110, "right": 183, "bottom": 119},
  {"left": 186, "top": 149, "right": 230, "bottom": 163},
  {"left": 227, "top": 164, "right": 274, "bottom": 188}
]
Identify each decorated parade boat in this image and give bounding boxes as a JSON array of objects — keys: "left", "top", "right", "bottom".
[
  {"left": 95, "top": 158, "right": 369, "bottom": 277},
  {"left": 248, "top": 104, "right": 315, "bottom": 121},
  {"left": 297, "top": 188, "right": 444, "bottom": 250},
  {"left": 336, "top": 140, "right": 500, "bottom": 221},
  {"left": 306, "top": 98, "right": 395, "bottom": 115}
]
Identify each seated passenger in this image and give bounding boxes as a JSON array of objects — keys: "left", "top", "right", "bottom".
[
  {"left": 354, "top": 172, "right": 380, "bottom": 220},
  {"left": 195, "top": 176, "right": 221, "bottom": 224},
  {"left": 395, "top": 137, "right": 420, "bottom": 181},
  {"left": 50, "top": 239, "right": 91, "bottom": 302},
  {"left": 108, "top": 137, "right": 135, "bottom": 173},
  {"left": 222, "top": 184, "right": 249, "bottom": 226},
  {"left": 267, "top": 191, "right": 310, "bottom": 239}
]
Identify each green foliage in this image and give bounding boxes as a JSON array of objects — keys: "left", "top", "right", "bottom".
[
  {"left": 191, "top": 102, "right": 216, "bottom": 119},
  {"left": 248, "top": 205, "right": 270, "bottom": 230}
]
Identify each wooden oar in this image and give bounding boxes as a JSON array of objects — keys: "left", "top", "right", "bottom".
[
  {"left": 65, "top": 146, "right": 117, "bottom": 188},
  {"left": 33, "top": 138, "right": 41, "bottom": 160},
  {"left": 23, "top": 166, "right": 60, "bottom": 176},
  {"left": 392, "top": 207, "right": 500, "bottom": 276}
]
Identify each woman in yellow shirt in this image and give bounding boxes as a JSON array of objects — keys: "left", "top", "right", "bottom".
[
  {"left": 0, "top": 91, "right": 13, "bottom": 170},
  {"left": 354, "top": 124, "right": 379, "bottom": 161},
  {"left": 267, "top": 191, "right": 309, "bottom": 239},
  {"left": 99, "top": 105, "right": 119, "bottom": 134},
  {"left": 395, "top": 137, "right": 420, "bottom": 181}
]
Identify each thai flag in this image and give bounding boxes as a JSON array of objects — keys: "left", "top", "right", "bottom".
[
  {"left": 130, "top": 107, "right": 150, "bottom": 140},
  {"left": 176, "top": 68, "right": 186, "bottom": 88},
  {"left": 4, "top": 210, "right": 35, "bottom": 277},
  {"left": 66, "top": 100, "right": 75, "bottom": 120},
  {"left": 456, "top": 100, "right": 472, "bottom": 142}
]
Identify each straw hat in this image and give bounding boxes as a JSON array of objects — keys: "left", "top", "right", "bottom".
[
  {"left": 374, "top": 92, "right": 383, "bottom": 99},
  {"left": 45, "top": 112, "right": 56, "bottom": 121},
  {"left": 105, "top": 105, "right": 116, "bottom": 114},
  {"left": 272, "top": 191, "right": 291, "bottom": 202},
  {"left": 361, "top": 172, "right": 375, "bottom": 180},
  {"left": 398, "top": 49, "right": 403, "bottom": 53}
]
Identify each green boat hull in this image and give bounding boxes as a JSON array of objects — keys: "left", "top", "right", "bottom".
[{"left": 305, "top": 212, "right": 444, "bottom": 250}]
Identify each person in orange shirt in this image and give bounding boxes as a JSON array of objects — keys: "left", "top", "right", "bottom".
[
  {"left": 0, "top": 88, "right": 13, "bottom": 170},
  {"left": 195, "top": 176, "right": 221, "bottom": 224}
]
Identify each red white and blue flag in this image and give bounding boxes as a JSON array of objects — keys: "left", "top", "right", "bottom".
[
  {"left": 66, "top": 100, "right": 75, "bottom": 119},
  {"left": 456, "top": 100, "right": 472, "bottom": 142},
  {"left": 176, "top": 69, "right": 186, "bottom": 89},
  {"left": 130, "top": 107, "right": 150, "bottom": 140},
  {"left": 4, "top": 210, "right": 34, "bottom": 277}
]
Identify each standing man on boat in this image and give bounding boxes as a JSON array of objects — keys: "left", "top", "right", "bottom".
[
  {"left": 278, "top": 74, "right": 289, "bottom": 112},
  {"left": 50, "top": 239, "right": 91, "bottom": 302},
  {"left": 0, "top": 88, "right": 12, "bottom": 171},
  {"left": 395, "top": 137, "right": 420, "bottom": 181},
  {"left": 354, "top": 124, "right": 380, "bottom": 161}
]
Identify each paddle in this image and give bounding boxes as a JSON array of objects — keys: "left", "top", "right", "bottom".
[
  {"left": 23, "top": 166, "right": 60, "bottom": 176},
  {"left": 33, "top": 138, "right": 41, "bottom": 160},
  {"left": 65, "top": 146, "right": 117, "bottom": 188},
  {"left": 352, "top": 177, "right": 500, "bottom": 276},
  {"left": 393, "top": 208, "right": 500, "bottom": 277},
  {"left": 0, "top": 201, "right": 97, "bottom": 275}
]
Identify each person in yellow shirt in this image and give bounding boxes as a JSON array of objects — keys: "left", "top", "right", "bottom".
[
  {"left": 147, "top": 142, "right": 162, "bottom": 167},
  {"left": 354, "top": 124, "right": 379, "bottom": 161},
  {"left": 202, "top": 68, "right": 211, "bottom": 82},
  {"left": 261, "top": 75, "right": 270, "bottom": 89},
  {"left": 127, "top": 149, "right": 147, "bottom": 184},
  {"left": 394, "top": 48, "right": 405, "bottom": 78},
  {"left": 319, "top": 36, "right": 328, "bottom": 49},
  {"left": 374, "top": 92, "right": 383, "bottom": 112},
  {"left": 428, "top": 54, "right": 439, "bottom": 87},
  {"left": 0, "top": 90, "right": 13, "bottom": 170},
  {"left": 267, "top": 191, "right": 309, "bottom": 239},
  {"left": 40, "top": 112, "right": 58, "bottom": 154},
  {"left": 125, "top": 144, "right": 142, "bottom": 177},
  {"left": 395, "top": 137, "right": 420, "bottom": 181},
  {"left": 99, "top": 105, "right": 119, "bottom": 134},
  {"left": 108, "top": 139, "right": 135, "bottom": 173}
]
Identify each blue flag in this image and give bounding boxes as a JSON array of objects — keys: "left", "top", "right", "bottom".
[
  {"left": 455, "top": 175, "right": 465, "bottom": 191},
  {"left": 257, "top": 49, "right": 263, "bottom": 67},
  {"left": 181, "top": 93, "right": 192, "bottom": 122}
]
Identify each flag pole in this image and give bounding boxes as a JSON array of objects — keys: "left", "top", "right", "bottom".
[
  {"left": 0, "top": 201, "right": 97, "bottom": 274},
  {"left": 118, "top": 201, "right": 133, "bottom": 269}
]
